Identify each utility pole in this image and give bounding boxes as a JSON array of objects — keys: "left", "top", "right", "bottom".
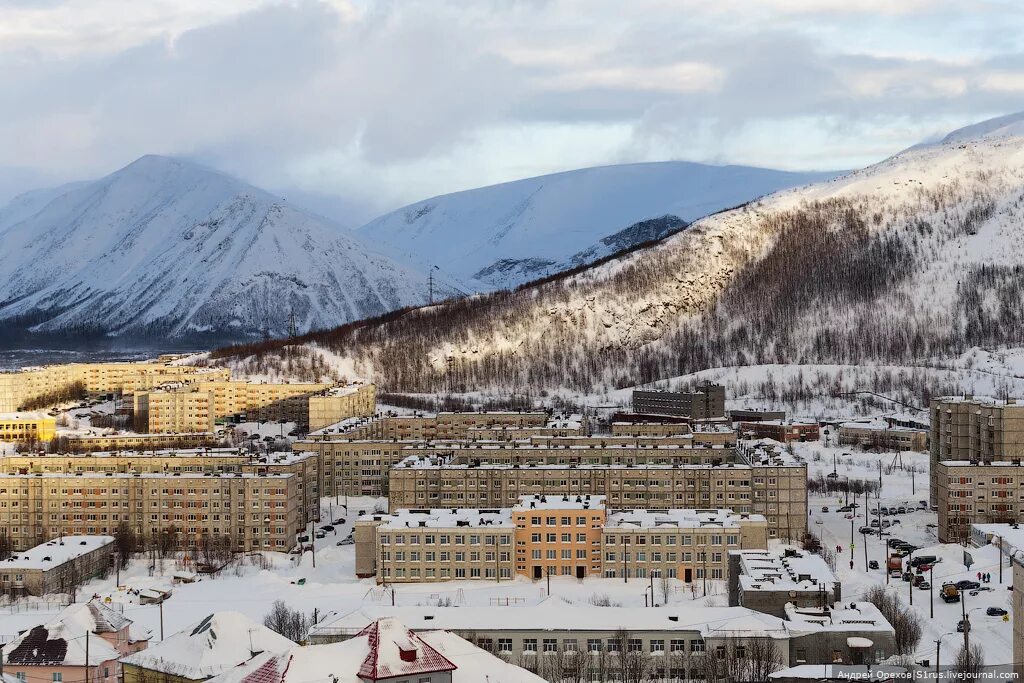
[
  {"left": 159, "top": 600, "right": 165, "bottom": 640},
  {"left": 311, "top": 520, "right": 317, "bottom": 568},
  {"left": 911, "top": 467, "right": 915, "bottom": 495},
  {"left": 935, "top": 638, "right": 942, "bottom": 679},
  {"left": 428, "top": 270, "right": 433, "bottom": 305},
  {"left": 878, "top": 461, "right": 882, "bottom": 490},
  {"left": 863, "top": 531, "right": 868, "bottom": 571},
  {"left": 962, "top": 594, "right": 969, "bottom": 652},
  {"left": 649, "top": 572, "right": 655, "bottom": 608},
  {"left": 908, "top": 550, "right": 914, "bottom": 605},
  {"left": 998, "top": 535, "right": 1003, "bottom": 584},
  {"left": 930, "top": 565, "right": 934, "bottom": 618},
  {"left": 85, "top": 630, "right": 90, "bottom": 683},
  {"left": 622, "top": 536, "right": 627, "bottom": 584}
]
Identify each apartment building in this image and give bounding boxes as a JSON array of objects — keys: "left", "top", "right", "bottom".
[
  {"left": 295, "top": 434, "right": 741, "bottom": 499},
  {"left": 0, "top": 361, "right": 229, "bottom": 412},
  {"left": 0, "top": 413, "right": 57, "bottom": 443},
  {"left": 600, "top": 509, "right": 768, "bottom": 582},
  {"left": 930, "top": 396, "right": 1024, "bottom": 504},
  {"left": 466, "top": 413, "right": 586, "bottom": 440},
  {"left": 134, "top": 386, "right": 216, "bottom": 433},
  {"left": 388, "top": 446, "right": 807, "bottom": 541},
  {"left": 0, "top": 449, "right": 320, "bottom": 527},
  {"left": 513, "top": 494, "right": 606, "bottom": 579},
  {"left": 728, "top": 548, "right": 840, "bottom": 618},
  {"left": 0, "top": 471, "right": 300, "bottom": 551},
  {"left": 837, "top": 420, "right": 927, "bottom": 452},
  {"left": 0, "top": 535, "right": 114, "bottom": 597},
  {"left": 738, "top": 421, "right": 820, "bottom": 444},
  {"left": 307, "top": 383, "right": 376, "bottom": 430},
  {"left": 57, "top": 432, "right": 219, "bottom": 452},
  {"left": 935, "top": 460, "right": 1024, "bottom": 542},
  {"left": 611, "top": 420, "right": 693, "bottom": 437},
  {"left": 306, "top": 411, "right": 552, "bottom": 441},
  {"left": 189, "top": 379, "right": 332, "bottom": 427},
  {"left": 632, "top": 384, "right": 726, "bottom": 420}
]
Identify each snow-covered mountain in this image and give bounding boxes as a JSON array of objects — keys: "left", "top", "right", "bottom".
[
  {"left": 0, "top": 155, "right": 439, "bottom": 346},
  {"left": 355, "top": 162, "right": 838, "bottom": 289},
  {"left": 214, "top": 112, "right": 1024, "bottom": 393}
]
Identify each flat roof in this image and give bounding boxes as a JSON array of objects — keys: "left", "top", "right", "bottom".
[
  {"left": 514, "top": 494, "right": 606, "bottom": 511},
  {"left": 607, "top": 509, "right": 765, "bottom": 529},
  {"left": 376, "top": 508, "right": 513, "bottom": 530},
  {"left": 0, "top": 535, "right": 114, "bottom": 570},
  {"left": 734, "top": 548, "right": 838, "bottom": 594}
]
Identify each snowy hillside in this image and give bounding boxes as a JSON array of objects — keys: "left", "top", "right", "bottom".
[
  {"left": 356, "top": 162, "right": 837, "bottom": 289},
  {"left": 0, "top": 156, "right": 442, "bottom": 345},
  {"left": 212, "top": 111, "right": 1024, "bottom": 394}
]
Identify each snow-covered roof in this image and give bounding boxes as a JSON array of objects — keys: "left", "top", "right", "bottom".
[
  {"left": 971, "top": 523, "right": 1024, "bottom": 555},
  {"left": 607, "top": 508, "right": 764, "bottom": 530},
  {"left": 317, "top": 383, "right": 370, "bottom": 397},
  {"left": 211, "top": 618, "right": 544, "bottom": 683},
  {"left": 514, "top": 494, "right": 605, "bottom": 511},
  {"left": 309, "top": 606, "right": 790, "bottom": 640},
  {"left": 1, "top": 535, "right": 114, "bottom": 570},
  {"left": 377, "top": 508, "right": 513, "bottom": 530},
  {"left": 838, "top": 419, "right": 924, "bottom": 433},
  {"left": 395, "top": 453, "right": 801, "bottom": 470},
  {"left": 3, "top": 601, "right": 133, "bottom": 667},
  {"left": 120, "top": 611, "right": 293, "bottom": 679},
  {"left": 784, "top": 602, "right": 893, "bottom": 634},
  {"left": 734, "top": 549, "right": 838, "bottom": 594},
  {"left": 0, "top": 412, "right": 54, "bottom": 421}
]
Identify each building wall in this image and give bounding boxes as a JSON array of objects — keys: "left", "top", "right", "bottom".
[
  {"left": 307, "top": 385, "right": 376, "bottom": 430},
  {"left": 0, "top": 416, "right": 57, "bottom": 444},
  {"left": 837, "top": 426, "right": 927, "bottom": 452},
  {"left": 936, "top": 462, "right": 1024, "bottom": 543},
  {"left": 632, "top": 386, "right": 726, "bottom": 420},
  {"left": 59, "top": 433, "right": 220, "bottom": 452},
  {"left": 123, "top": 664, "right": 200, "bottom": 683},
  {"left": 376, "top": 525, "right": 515, "bottom": 582},
  {"left": 738, "top": 422, "right": 820, "bottom": 444},
  {"left": 0, "top": 472, "right": 300, "bottom": 551},
  {"left": 133, "top": 389, "right": 216, "bottom": 434},
  {"left": 389, "top": 463, "right": 807, "bottom": 542},
  {"left": 513, "top": 505, "right": 605, "bottom": 579}
]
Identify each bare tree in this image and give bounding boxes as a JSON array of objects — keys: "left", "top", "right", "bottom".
[
  {"left": 113, "top": 522, "right": 138, "bottom": 569},
  {"left": 955, "top": 643, "right": 985, "bottom": 677},
  {"left": 613, "top": 627, "right": 651, "bottom": 683},
  {"left": 746, "top": 638, "right": 784, "bottom": 682},
  {"left": 262, "top": 599, "right": 312, "bottom": 643}
]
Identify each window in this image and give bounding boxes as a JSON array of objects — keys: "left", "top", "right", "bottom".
[
  {"left": 651, "top": 639, "right": 665, "bottom": 653},
  {"left": 588, "top": 639, "right": 602, "bottom": 652},
  {"left": 543, "top": 638, "right": 558, "bottom": 652},
  {"left": 498, "top": 638, "right": 513, "bottom": 653},
  {"left": 53, "top": 675, "right": 63, "bottom": 683},
  {"left": 524, "top": 639, "right": 538, "bottom": 652}
]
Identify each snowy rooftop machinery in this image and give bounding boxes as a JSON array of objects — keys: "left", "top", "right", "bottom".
[
  {"left": 734, "top": 548, "right": 838, "bottom": 594},
  {"left": 607, "top": 508, "right": 765, "bottom": 530}
]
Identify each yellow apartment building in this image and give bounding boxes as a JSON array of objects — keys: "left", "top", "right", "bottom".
[
  {"left": 307, "top": 384, "right": 376, "bottom": 430},
  {"left": 0, "top": 414, "right": 57, "bottom": 444},
  {"left": 513, "top": 494, "right": 606, "bottom": 579}
]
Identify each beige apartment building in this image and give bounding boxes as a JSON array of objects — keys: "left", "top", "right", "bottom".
[
  {"left": 134, "top": 386, "right": 216, "bottom": 433},
  {"left": 0, "top": 361, "right": 229, "bottom": 412},
  {"left": 935, "top": 460, "right": 1024, "bottom": 543},
  {"left": 307, "top": 384, "right": 376, "bottom": 430},
  {"left": 0, "top": 535, "right": 115, "bottom": 596},
  {"left": 355, "top": 497, "right": 768, "bottom": 585},
  {"left": 57, "top": 432, "right": 220, "bottom": 452},
  {"left": 307, "top": 411, "right": 552, "bottom": 441},
  {"left": 0, "top": 449, "right": 321, "bottom": 528},
  {"left": 930, "top": 396, "right": 1024, "bottom": 504},
  {"left": 189, "top": 379, "right": 332, "bottom": 427},
  {"left": 388, "top": 448, "right": 806, "bottom": 541},
  {"left": 0, "top": 470, "right": 300, "bottom": 552},
  {"left": 838, "top": 420, "right": 928, "bottom": 452}
]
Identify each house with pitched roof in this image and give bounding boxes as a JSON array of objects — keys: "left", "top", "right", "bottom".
[{"left": 2, "top": 600, "right": 150, "bottom": 683}]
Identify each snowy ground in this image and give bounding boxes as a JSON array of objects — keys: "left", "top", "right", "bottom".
[{"left": 795, "top": 441, "right": 1015, "bottom": 668}]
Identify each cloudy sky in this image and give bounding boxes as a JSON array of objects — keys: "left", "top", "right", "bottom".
[{"left": 2, "top": 0, "right": 1023, "bottom": 222}]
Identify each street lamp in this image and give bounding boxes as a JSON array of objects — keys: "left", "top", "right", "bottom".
[{"left": 934, "top": 631, "right": 957, "bottom": 678}]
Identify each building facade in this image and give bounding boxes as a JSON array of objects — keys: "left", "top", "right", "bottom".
[
  {"left": 728, "top": 549, "right": 841, "bottom": 618},
  {"left": 738, "top": 421, "right": 820, "bottom": 444},
  {"left": 306, "top": 383, "right": 376, "bottom": 430},
  {"left": 935, "top": 460, "right": 1024, "bottom": 543},
  {"left": 838, "top": 421, "right": 927, "bottom": 452},
  {"left": 134, "top": 387, "right": 216, "bottom": 434},
  {"left": 632, "top": 385, "right": 726, "bottom": 420},
  {"left": 0, "top": 535, "right": 114, "bottom": 597},
  {"left": 0, "top": 414, "right": 57, "bottom": 444}
]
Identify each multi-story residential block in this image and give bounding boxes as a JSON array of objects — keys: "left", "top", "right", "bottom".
[
  {"left": 611, "top": 420, "right": 694, "bottom": 437},
  {"left": 387, "top": 444, "right": 807, "bottom": 541},
  {"left": 189, "top": 379, "right": 333, "bottom": 427},
  {"left": 306, "top": 383, "right": 376, "bottom": 430},
  {"left": 1, "top": 600, "right": 150, "bottom": 683},
  {"left": 466, "top": 413, "right": 587, "bottom": 440},
  {"left": 0, "top": 361, "right": 229, "bottom": 412},
  {"left": 308, "top": 604, "right": 896, "bottom": 673},
  {"left": 0, "top": 413, "right": 57, "bottom": 444},
  {"left": 632, "top": 384, "right": 726, "bottom": 420},
  {"left": 0, "top": 449, "right": 321, "bottom": 528},
  {"left": 728, "top": 548, "right": 840, "bottom": 618},
  {"left": 134, "top": 386, "right": 216, "bottom": 433},
  {"left": 935, "top": 460, "right": 1024, "bottom": 542},
  {"left": 0, "top": 535, "right": 114, "bottom": 597},
  {"left": 728, "top": 409, "right": 787, "bottom": 423},
  {"left": 600, "top": 509, "right": 767, "bottom": 582},
  {"left": 57, "top": 432, "right": 220, "bottom": 452},
  {"left": 295, "top": 430, "right": 741, "bottom": 499},
  {"left": 930, "top": 396, "right": 1024, "bottom": 504},
  {"left": 738, "top": 421, "right": 820, "bottom": 444},
  {"left": 838, "top": 420, "right": 927, "bottom": 452},
  {"left": 514, "top": 494, "right": 606, "bottom": 579},
  {"left": 0, "top": 471, "right": 300, "bottom": 551},
  {"left": 307, "top": 411, "right": 552, "bottom": 441}
]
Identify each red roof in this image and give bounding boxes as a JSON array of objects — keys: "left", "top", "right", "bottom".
[{"left": 356, "top": 618, "right": 456, "bottom": 681}]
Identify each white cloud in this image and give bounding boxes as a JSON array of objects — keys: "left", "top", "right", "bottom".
[{"left": 1, "top": 0, "right": 1024, "bottom": 215}]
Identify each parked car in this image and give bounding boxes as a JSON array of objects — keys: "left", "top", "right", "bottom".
[
  {"left": 838, "top": 506, "right": 852, "bottom": 513},
  {"left": 320, "top": 525, "right": 334, "bottom": 532},
  {"left": 860, "top": 526, "right": 875, "bottom": 534},
  {"left": 956, "top": 580, "right": 981, "bottom": 590},
  {"left": 880, "top": 507, "right": 890, "bottom": 514},
  {"left": 868, "top": 560, "right": 880, "bottom": 570},
  {"left": 314, "top": 531, "right": 326, "bottom": 539},
  {"left": 888, "top": 538, "right": 905, "bottom": 548},
  {"left": 870, "top": 520, "right": 880, "bottom": 527},
  {"left": 827, "top": 472, "right": 839, "bottom": 479},
  {"left": 910, "top": 555, "right": 937, "bottom": 567},
  {"left": 902, "top": 571, "right": 914, "bottom": 582},
  {"left": 918, "top": 581, "right": 931, "bottom": 590},
  {"left": 881, "top": 520, "right": 891, "bottom": 528},
  {"left": 821, "top": 506, "right": 829, "bottom": 513},
  {"left": 337, "top": 538, "right": 355, "bottom": 546},
  {"left": 957, "top": 620, "right": 966, "bottom": 632},
  {"left": 913, "top": 574, "right": 925, "bottom": 586},
  {"left": 987, "top": 607, "right": 1007, "bottom": 617},
  {"left": 897, "top": 506, "right": 907, "bottom": 514}
]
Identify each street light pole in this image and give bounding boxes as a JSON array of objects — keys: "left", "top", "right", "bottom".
[{"left": 930, "top": 565, "right": 934, "bottom": 619}]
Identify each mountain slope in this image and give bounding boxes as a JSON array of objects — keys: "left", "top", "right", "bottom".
[
  {"left": 0, "top": 156, "right": 438, "bottom": 346},
  {"left": 212, "top": 111, "right": 1024, "bottom": 392},
  {"left": 356, "top": 162, "right": 838, "bottom": 289}
]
